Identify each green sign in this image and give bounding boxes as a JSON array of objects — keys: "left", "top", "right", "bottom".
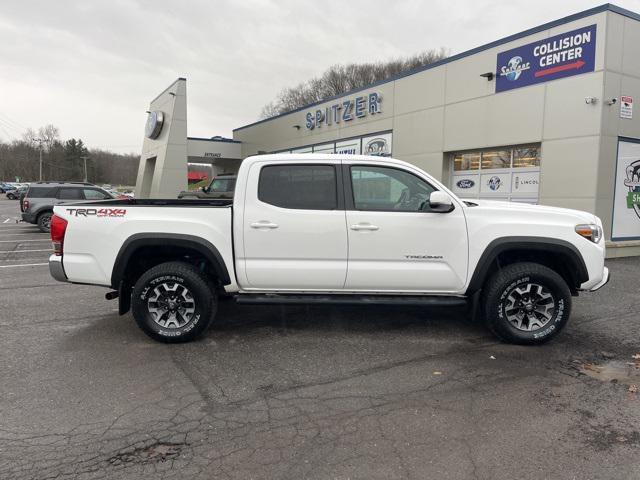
[{"left": 626, "top": 191, "right": 640, "bottom": 209}]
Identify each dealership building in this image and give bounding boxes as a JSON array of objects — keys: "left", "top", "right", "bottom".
[{"left": 137, "top": 4, "right": 640, "bottom": 257}]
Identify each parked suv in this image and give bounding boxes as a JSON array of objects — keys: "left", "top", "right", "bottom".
[
  {"left": 7, "top": 185, "right": 27, "bottom": 200},
  {"left": 0, "top": 182, "right": 17, "bottom": 193},
  {"left": 22, "top": 182, "right": 116, "bottom": 232},
  {"left": 177, "top": 173, "right": 236, "bottom": 199}
]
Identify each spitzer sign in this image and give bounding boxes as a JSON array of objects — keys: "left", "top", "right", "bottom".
[{"left": 496, "top": 25, "right": 596, "bottom": 93}]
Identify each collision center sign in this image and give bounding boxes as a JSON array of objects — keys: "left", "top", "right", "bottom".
[{"left": 496, "top": 25, "right": 596, "bottom": 93}]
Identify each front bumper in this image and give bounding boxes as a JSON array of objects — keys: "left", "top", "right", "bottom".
[
  {"left": 49, "top": 255, "right": 68, "bottom": 282},
  {"left": 588, "top": 266, "right": 610, "bottom": 292}
]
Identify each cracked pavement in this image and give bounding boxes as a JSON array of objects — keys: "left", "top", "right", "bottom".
[{"left": 0, "top": 199, "right": 639, "bottom": 479}]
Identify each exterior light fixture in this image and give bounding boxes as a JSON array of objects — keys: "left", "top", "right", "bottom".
[{"left": 480, "top": 72, "right": 495, "bottom": 81}]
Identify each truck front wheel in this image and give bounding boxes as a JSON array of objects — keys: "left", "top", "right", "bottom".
[
  {"left": 483, "top": 262, "right": 572, "bottom": 345},
  {"left": 131, "top": 261, "right": 217, "bottom": 343}
]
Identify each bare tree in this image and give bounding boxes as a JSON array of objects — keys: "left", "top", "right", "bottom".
[
  {"left": 260, "top": 48, "right": 448, "bottom": 118},
  {"left": 38, "top": 124, "right": 60, "bottom": 151},
  {"left": 22, "top": 128, "right": 38, "bottom": 147},
  {"left": 1, "top": 124, "right": 139, "bottom": 185}
]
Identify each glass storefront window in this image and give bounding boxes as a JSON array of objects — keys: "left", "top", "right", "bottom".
[
  {"left": 453, "top": 152, "right": 480, "bottom": 171},
  {"left": 481, "top": 150, "right": 511, "bottom": 169},
  {"left": 513, "top": 146, "right": 541, "bottom": 168},
  {"left": 449, "top": 143, "right": 541, "bottom": 203}
]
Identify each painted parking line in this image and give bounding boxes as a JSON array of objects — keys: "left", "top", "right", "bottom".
[
  {"left": 0, "top": 226, "right": 40, "bottom": 230},
  {"left": 0, "top": 249, "right": 51, "bottom": 254},
  {"left": 0, "top": 256, "right": 52, "bottom": 262},
  {"left": 0, "top": 233, "right": 49, "bottom": 236},
  {"left": 0, "top": 233, "right": 45, "bottom": 237},
  {"left": 0, "top": 263, "right": 48, "bottom": 268},
  {"left": 0, "top": 224, "right": 38, "bottom": 227},
  {"left": 0, "top": 239, "right": 50, "bottom": 243}
]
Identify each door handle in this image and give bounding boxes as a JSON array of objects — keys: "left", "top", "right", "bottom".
[
  {"left": 250, "top": 221, "right": 279, "bottom": 229},
  {"left": 350, "top": 223, "right": 379, "bottom": 231}
]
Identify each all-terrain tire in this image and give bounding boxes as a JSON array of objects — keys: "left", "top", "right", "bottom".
[
  {"left": 131, "top": 261, "right": 217, "bottom": 343},
  {"left": 483, "top": 262, "right": 572, "bottom": 345},
  {"left": 37, "top": 211, "right": 53, "bottom": 233}
]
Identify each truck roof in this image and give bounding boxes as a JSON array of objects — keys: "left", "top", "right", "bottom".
[{"left": 244, "top": 153, "right": 412, "bottom": 168}]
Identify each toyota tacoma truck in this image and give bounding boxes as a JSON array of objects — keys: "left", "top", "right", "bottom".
[{"left": 48, "top": 154, "right": 609, "bottom": 344}]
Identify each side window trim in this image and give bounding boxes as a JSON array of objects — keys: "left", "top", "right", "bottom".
[
  {"left": 344, "top": 164, "right": 438, "bottom": 213},
  {"left": 257, "top": 163, "right": 345, "bottom": 211},
  {"left": 342, "top": 164, "right": 355, "bottom": 210}
]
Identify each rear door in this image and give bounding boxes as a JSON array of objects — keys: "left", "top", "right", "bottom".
[
  {"left": 57, "top": 187, "right": 83, "bottom": 201},
  {"left": 241, "top": 160, "right": 348, "bottom": 290},
  {"left": 343, "top": 161, "right": 468, "bottom": 293}
]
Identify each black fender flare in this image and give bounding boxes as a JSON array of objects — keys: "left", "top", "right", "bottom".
[
  {"left": 111, "top": 233, "right": 231, "bottom": 289},
  {"left": 465, "top": 236, "right": 589, "bottom": 294}
]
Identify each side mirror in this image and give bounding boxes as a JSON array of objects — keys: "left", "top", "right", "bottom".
[
  {"left": 202, "top": 186, "right": 210, "bottom": 193},
  {"left": 428, "top": 191, "right": 455, "bottom": 213}
]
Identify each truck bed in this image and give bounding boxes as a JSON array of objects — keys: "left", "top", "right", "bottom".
[
  {"left": 77, "top": 198, "right": 234, "bottom": 207},
  {"left": 53, "top": 199, "right": 234, "bottom": 287}
]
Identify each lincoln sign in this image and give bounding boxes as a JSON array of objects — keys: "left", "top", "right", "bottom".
[{"left": 495, "top": 24, "right": 596, "bottom": 93}]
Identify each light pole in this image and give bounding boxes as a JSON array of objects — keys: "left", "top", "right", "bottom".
[
  {"left": 34, "top": 138, "right": 45, "bottom": 181},
  {"left": 80, "top": 155, "right": 90, "bottom": 182}
]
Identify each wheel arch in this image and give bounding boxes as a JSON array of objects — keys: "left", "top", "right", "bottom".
[
  {"left": 466, "top": 236, "right": 589, "bottom": 295},
  {"left": 36, "top": 208, "right": 53, "bottom": 219},
  {"left": 111, "top": 233, "right": 231, "bottom": 315}
]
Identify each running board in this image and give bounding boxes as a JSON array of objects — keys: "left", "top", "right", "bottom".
[{"left": 235, "top": 293, "right": 468, "bottom": 307}]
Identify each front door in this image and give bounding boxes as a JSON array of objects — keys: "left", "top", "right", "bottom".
[
  {"left": 242, "top": 161, "right": 348, "bottom": 290},
  {"left": 344, "top": 163, "right": 468, "bottom": 293}
]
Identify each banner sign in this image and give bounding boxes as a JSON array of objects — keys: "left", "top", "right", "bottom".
[
  {"left": 496, "top": 24, "right": 596, "bottom": 93},
  {"left": 612, "top": 138, "right": 640, "bottom": 241},
  {"left": 282, "top": 132, "right": 392, "bottom": 157}
]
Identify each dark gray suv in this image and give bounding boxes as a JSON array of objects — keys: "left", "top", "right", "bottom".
[{"left": 22, "top": 182, "right": 115, "bottom": 232}]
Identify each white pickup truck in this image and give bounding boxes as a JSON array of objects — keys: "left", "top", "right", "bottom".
[{"left": 49, "top": 154, "right": 609, "bottom": 344}]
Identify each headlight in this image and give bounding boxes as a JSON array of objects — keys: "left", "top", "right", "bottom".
[{"left": 575, "top": 224, "right": 602, "bottom": 243}]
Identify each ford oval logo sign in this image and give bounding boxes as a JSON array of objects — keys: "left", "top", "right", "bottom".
[
  {"left": 456, "top": 179, "right": 475, "bottom": 189},
  {"left": 145, "top": 110, "right": 165, "bottom": 139}
]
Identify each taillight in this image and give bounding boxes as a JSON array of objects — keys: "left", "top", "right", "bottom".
[
  {"left": 23, "top": 199, "right": 29, "bottom": 211},
  {"left": 50, "top": 215, "right": 68, "bottom": 256}
]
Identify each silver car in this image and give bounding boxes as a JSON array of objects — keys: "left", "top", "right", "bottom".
[{"left": 21, "top": 182, "right": 115, "bottom": 232}]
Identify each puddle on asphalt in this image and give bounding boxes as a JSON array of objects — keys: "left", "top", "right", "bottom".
[{"left": 580, "top": 360, "right": 640, "bottom": 385}]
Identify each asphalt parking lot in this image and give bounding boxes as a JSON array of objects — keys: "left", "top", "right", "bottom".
[{"left": 0, "top": 198, "right": 639, "bottom": 480}]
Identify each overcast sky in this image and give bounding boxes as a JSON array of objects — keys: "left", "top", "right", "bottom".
[{"left": 0, "top": 0, "right": 639, "bottom": 153}]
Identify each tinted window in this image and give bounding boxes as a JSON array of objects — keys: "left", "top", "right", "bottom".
[
  {"left": 351, "top": 166, "right": 435, "bottom": 212},
  {"left": 26, "top": 186, "right": 58, "bottom": 198},
  {"left": 57, "top": 188, "right": 83, "bottom": 200},
  {"left": 83, "top": 188, "right": 111, "bottom": 200},
  {"left": 210, "top": 178, "right": 236, "bottom": 192},
  {"left": 258, "top": 165, "right": 337, "bottom": 210}
]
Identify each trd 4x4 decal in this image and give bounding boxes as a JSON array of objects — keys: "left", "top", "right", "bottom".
[{"left": 66, "top": 208, "right": 126, "bottom": 217}]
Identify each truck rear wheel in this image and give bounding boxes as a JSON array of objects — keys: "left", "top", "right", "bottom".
[
  {"left": 483, "top": 262, "right": 571, "bottom": 345},
  {"left": 131, "top": 261, "right": 217, "bottom": 343}
]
